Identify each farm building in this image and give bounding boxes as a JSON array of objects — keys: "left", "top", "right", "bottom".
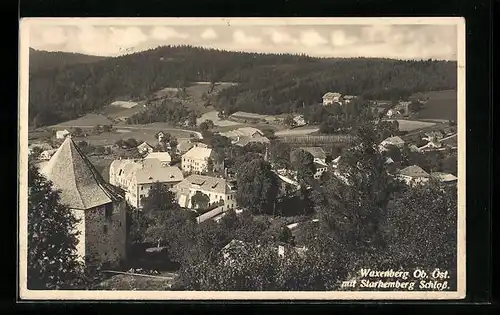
[
  {"left": 298, "top": 147, "right": 327, "bottom": 163},
  {"left": 228, "top": 111, "right": 270, "bottom": 123},
  {"left": 322, "top": 92, "right": 342, "bottom": 105},
  {"left": 181, "top": 146, "right": 214, "bottom": 174},
  {"left": 40, "top": 136, "right": 127, "bottom": 267}
]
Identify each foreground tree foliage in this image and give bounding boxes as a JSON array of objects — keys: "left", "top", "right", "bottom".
[
  {"left": 235, "top": 157, "right": 280, "bottom": 215},
  {"left": 27, "top": 162, "right": 83, "bottom": 289}
]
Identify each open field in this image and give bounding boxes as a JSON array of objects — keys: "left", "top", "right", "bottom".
[
  {"left": 412, "top": 89, "right": 457, "bottom": 121},
  {"left": 386, "top": 119, "right": 437, "bottom": 132},
  {"left": 80, "top": 127, "right": 197, "bottom": 147},
  {"left": 50, "top": 113, "right": 115, "bottom": 128},
  {"left": 197, "top": 110, "right": 240, "bottom": 127}
]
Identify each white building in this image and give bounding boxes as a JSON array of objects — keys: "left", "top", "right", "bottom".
[
  {"left": 39, "top": 149, "right": 58, "bottom": 160},
  {"left": 172, "top": 174, "right": 238, "bottom": 211},
  {"left": 109, "top": 158, "right": 184, "bottom": 208},
  {"left": 56, "top": 129, "right": 70, "bottom": 139},
  {"left": 313, "top": 159, "right": 328, "bottom": 179},
  {"left": 322, "top": 92, "right": 342, "bottom": 105},
  {"left": 181, "top": 146, "right": 214, "bottom": 174}
]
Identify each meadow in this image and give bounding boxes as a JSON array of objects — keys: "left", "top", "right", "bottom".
[{"left": 412, "top": 90, "right": 458, "bottom": 121}]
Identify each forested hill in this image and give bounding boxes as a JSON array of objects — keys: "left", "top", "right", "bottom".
[
  {"left": 28, "top": 45, "right": 457, "bottom": 127},
  {"left": 29, "top": 48, "right": 108, "bottom": 73}
]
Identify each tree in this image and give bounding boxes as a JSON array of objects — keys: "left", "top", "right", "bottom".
[
  {"left": 206, "top": 157, "right": 214, "bottom": 174},
  {"left": 283, "top": 114, "right": 297, "bottom": 128},
  {"left": 73, "top": 127, "right": 83, "bottom": 137},
  {"left": 316, "top": 122, "right": 402, "bottom": 251},
  {"left": 268, "top": 140, "right": 291, "bottom": 169},
  {"left": 187, "top": 111, "right": 198, "bottom": 127},
  {"left": 27, "top": 162, "right": 83, "bottom": 289},
  {"left": 191, "top": 191, "right": 210, "bottom": 210},
  {"left": 102, "top": 125, "right": 113, "bottom": 132},
  {"left": 199, "top": 120, "right": 215, "bottom": 133},
  {"left": 383, "top": 179, "right": 457, "bottom": 279},
  {"left": 236, "top": 157, "right": 280, "bottom": 214},
  {"left": 125, "top": 138, "right": 139, "bottom": 148},
  {"left": 290, "top": 149, "right": 316, "bottom": 185}
]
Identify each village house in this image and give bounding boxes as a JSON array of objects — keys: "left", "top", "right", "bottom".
[
  {"left": 137, "top": 142, "right": 154, "bottom": 155},
  {"left": 430, "top": 172, "right": 458, "bottom": 185},
  {"left": 438, "top": 133, "right": 458, "bottom": 150},
  {"left": 423, "top": 130, "right": 445, "bottom": 142},
  {"left": 322, "top": 92, "right": 342, "bottom": 106},
  {"left": 293, "top": 115, "right": 307, "bottom": 127},
  {"left": 342, "top": 95, "right": 357, "bottom": 104},
  {"left": 181, "top": 146, "right": 214, "bottom": 174},
  {"left": 313, "top": 159, "right": 328, "bottom": 179},
  {"left": 379, "top": 136, "right": 406, "bottom": 151},
  {"left": 172, "top": 174, "right": 238, "bottom": 211},
  {"left": 418, "top": 140, "right": 444, "bottom": 152},
  {"left": 55, "top": 129, "right": 71, "bottom": 139},
  {"left": 397, "top": 165, "right": 430, "bottom": 185},
  {"left": 298, "top": 147, "right": 327, "bottom": 164},
  {"left": 40, "top": 137, "right": 127, "bottom": 267},
  {"left": 219, "top": 127, "right": 270, "bottom": 147},
  {"left": 109, "top": 158, "right": 184, "bottom": 208},
  {"left": 330, "top": 155, "right": 341, "bottom": 169},
  {"left": 144, "top": 151, "right": 172, "bottom": 165}
]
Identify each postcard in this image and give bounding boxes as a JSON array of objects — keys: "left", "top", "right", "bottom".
[{"left": 18, "top": 17, "right": 465, "bottom": 300}]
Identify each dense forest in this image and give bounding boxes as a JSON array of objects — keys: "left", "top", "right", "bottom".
[
  {"left": 29, "top": 48, "right": 108, "bottom": 73},
  {"left": 28, "top": 45, "right": 457, "bottom": 127}
]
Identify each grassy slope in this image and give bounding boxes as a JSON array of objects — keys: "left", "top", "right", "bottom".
[{"left": 413, "top": 90, "right": 458, "bottom": 121}]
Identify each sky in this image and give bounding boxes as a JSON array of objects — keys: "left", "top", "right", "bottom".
[{"left": 27, "top": 20, "right": 459, "bottom": 60}]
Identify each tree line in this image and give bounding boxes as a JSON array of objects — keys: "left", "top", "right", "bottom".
[{"left": 29, "top": 45, "right": 456, "bottom": 127}]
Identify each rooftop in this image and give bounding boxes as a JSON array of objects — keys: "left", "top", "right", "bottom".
[
  {"left": 381, "top": 136, "right": 405, "bottom": 145},
  {"left": 137, "top": 142, "right": 154, "bottom": 150},
  {"left": 430, "top": 172, "right": 458, "bottom": 182},
  {"left": 174, "top": 174, "right": 236, "bottom": 195},
  {"left": 144, "top": 152, "right": 172, "bottom": 163},
  {"left": 323, "top": 92, "right": 342, "bottom": 99},
  {"left": 183, "top": 146, "right": 213, "bottom": 160},
  {"left": 220, "top": 127, "right": 264, "bottom": 139},
  {"left": 41, "top": 137, "right": 122, "bottom": 210},
  {"left": 399, "top": 165, "right": 430, "bottom": 178},
  {"left": 111, "top": 159, "right": 183, "bottom": 184},
  {"left": 299, "top": 147, "right": 327, "bottom": 160}
]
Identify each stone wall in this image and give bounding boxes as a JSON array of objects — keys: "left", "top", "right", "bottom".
[{"left": 84, "top": 201, "right": 127, "bottom": 267}]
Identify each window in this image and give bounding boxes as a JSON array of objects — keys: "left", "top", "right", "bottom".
[
  {"left": 141, "top": 186, "right": 143, "bottom": 190},
  {"left": 103, "top": 225, "right": 108, "bottom": 234},
  {"left": 119, "top": 222, "right": 122, "bottom": 227}
]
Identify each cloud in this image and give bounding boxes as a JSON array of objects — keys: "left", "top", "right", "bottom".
[
  {"left": 110, "top": 27, "right": 148, "bottom": 48},
  {"left": 150, "top": 26, "right": 189, "bottom": 40},
  {"left": 362, "top": 25, "right": 393, "bottom": 43},
  {"left": 40, "top": 26, "right": 68, "bottom": 45},
  {"left": 233, "top": 30, "right": 262, "bottom": 46},
  {"left": 330, "top": 30, "right": 358, "bottom": 46},
  {"left": 200, "top": 28, "right": 218, "bottom": 40},
  {"left": 264, "top": 28, "right": 298, "bottom": 45},
  {"left": 299, "top": 30, "right": 328, "bottom": 47}
]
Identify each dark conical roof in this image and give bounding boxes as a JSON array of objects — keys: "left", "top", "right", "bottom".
[{"left": 41, "top": 137, "right": 122, "bottom": 210}]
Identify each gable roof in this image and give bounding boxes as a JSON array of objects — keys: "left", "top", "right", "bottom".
[
  {"left": 322, "top": 92, "right": 342, "bottom": 99},
  {"left": 299, "top": 147, "right": 326, "bottom": 160},
  {"left": 183, "top": 146, "right": 213, "bottom": 160},
  {"left": 399, "top": 165, "right": 429, "bottom": 178},
  {"left": 41, "top": 137, "right": 122, "bottom": 210},
  {"left": 110, "top": 159, "right": 183, "bottom": 185},
  {"left": 234, "top": 135, "right": 270, "bottom": 147},
  {"left": 430, "top": 172, "right": 458, "bottom": 182},
  {"left": 220, "top": 127, "right": 264, "bottom": 139},
  {"left": 177, "top": 140, "right": 195, "bottom": 153},
  {"left": 174, "top": 174, "right": 235, "bottom": 195}
]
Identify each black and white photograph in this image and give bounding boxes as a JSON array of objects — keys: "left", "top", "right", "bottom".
[{"left": 18, "top": 17, "right": 465, "bottom": 300}]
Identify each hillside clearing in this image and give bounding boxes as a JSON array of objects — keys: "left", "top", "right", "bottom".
[
  {"left": 50, "top": 113, "right": 114, "bottom": 128},
  {"left": 412, "top": 90, "right": 457, "bottom": 121}
]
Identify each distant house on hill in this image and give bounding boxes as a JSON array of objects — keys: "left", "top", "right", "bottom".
[
  {"left": 397, "top": 165, "right": 430, "bottom": 185},
  {"left": 137, "top": 142, "right": 154, "bottom": 155},
  {"left": 40, "top": 137, "right": 127, "bottom": 267},
  {"left": 342, "top": 95, "right": 357, "bottom": 104},
  {"left": 220, "top": 127, "right": 270, "bottom": 147},
  {"left": 56, "top": 129, "right": 70, "bottom": 139},
  {"left": 313, "top": 160, "right": 328, "bottom": 179},
  {"left": 109, "top": 158, "right": 183, "bottom": 208},
  {"left": 293, "top": 115, "right": 307, "bottom": 127},
  {"left": 322, "top": 92, "right": 342, "bottom": 106},
  {"left": 418, "top": 140, "right": 444, "bottom": 152},
  {"left": 379, "top": 136, "right": 405, "bottom": 151}
]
